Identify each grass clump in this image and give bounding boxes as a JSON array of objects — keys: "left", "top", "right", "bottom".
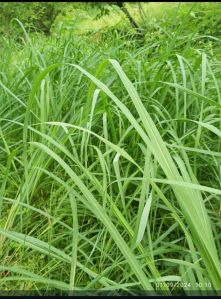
[{"left": 0, "top": 2, "right": 221, "bottom": 295}]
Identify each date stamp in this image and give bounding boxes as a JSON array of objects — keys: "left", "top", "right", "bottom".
[{"left": 155, "top": 281, "right": 212, "bottom": 289}]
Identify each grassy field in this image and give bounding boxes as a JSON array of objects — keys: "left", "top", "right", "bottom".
[{"left": 0, "top": 2, "right": 221, "bottom": 295}]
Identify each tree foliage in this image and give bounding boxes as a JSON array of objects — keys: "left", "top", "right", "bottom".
[
  {"left": 0, "top": 2, "right": 63, "bottom": 36},
  {"left": 0, "top": 2, "right": 146, "bottom": 38},
  {"left": 88, "top": 2, "right": 144, "bottom": 34}
]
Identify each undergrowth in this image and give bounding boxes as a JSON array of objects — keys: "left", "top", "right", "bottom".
[{"left": 0, "top": 2, "right": 221, "bottom": 295}]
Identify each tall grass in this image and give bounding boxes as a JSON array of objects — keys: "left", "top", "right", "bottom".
[{"left": 0, "top": 2, "right": 221, "bottom": 294}]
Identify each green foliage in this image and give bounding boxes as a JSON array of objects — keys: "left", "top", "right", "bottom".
[
  {"left": 0, "top": 2, "right": 221, "bottom": 295},
  {"left": 88, "top": 2, "right": 114, "bottom": 19},
  {"left": 0, "top": 2, "right": 63, "bottom": 36}
]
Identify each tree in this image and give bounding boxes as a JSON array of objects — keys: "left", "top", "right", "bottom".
[
  {"left": 90, "top": 2, "right": 144, "bottom": 35},
  {"left": 0, "top": 2, "right": 62, "bottom": 36}
]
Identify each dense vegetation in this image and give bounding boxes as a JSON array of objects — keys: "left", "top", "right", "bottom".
[{"left": 0, "top": 2, "right": 221, "bottom": 295}]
